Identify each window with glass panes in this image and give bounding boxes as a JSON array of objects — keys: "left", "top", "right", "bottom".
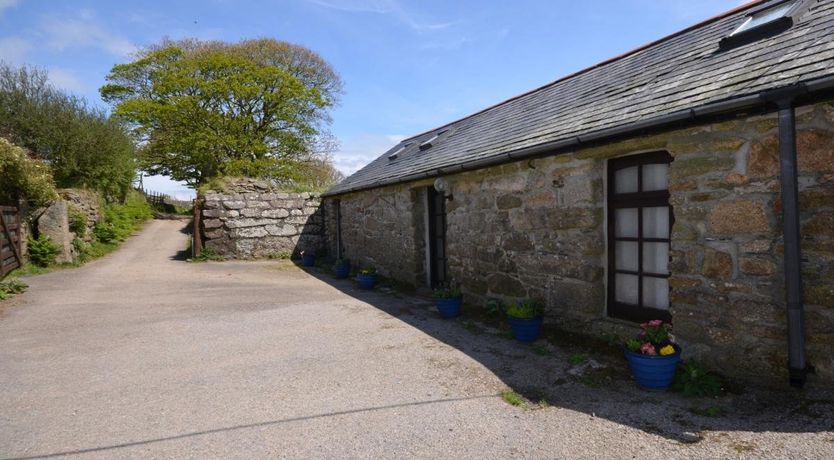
[{"left": 607, "top": 152, "right": 673, "bottom": 322}]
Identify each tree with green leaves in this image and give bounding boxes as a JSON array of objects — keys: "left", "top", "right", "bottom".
[
  {"left": 101, "top": 38, "right": 344, "bottom": 188},
  {"left": 0, "top": 64, "right": 137, "bottom": 200}
]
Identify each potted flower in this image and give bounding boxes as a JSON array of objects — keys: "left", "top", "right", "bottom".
[
  {"left": 624, "top": 320, "right": 681, "bottom": 390},
  {"left": 356, "top": 267, "right": 377, "bottom": 290},
  {"left": 301, "top": 250, "right": 316, "bottom": 267},
  {"left": 333, "top": 258, "right": 351, "bottom": 279},
  {"left": 506, "top": 299, "right": 544, "bottom": 343},
  {"left": 432, "top": 285, "right": 462, "bottom": 318}
]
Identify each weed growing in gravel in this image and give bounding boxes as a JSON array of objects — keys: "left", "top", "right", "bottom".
[
  {"left": 531, "top": 344, "right": 552, "bottom": 356},
  {"left": 569, "top": 353, "right": 588, "bottom": 365},
  {"left": 190, "top": 247, "right": 225, "bottom": 262},
  {"left": 689, "top": 406, "right": 722, "bottom": 417},
  {"left": 501, "top": 390, "right": 525, "bottom": 407},
  {"left": 0, "top": 278, "right": 28, "bottom": 300},
  {"left": 672, "top": 361, "right": 723, "bottom": 397}
]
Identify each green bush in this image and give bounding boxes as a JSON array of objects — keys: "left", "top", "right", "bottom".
[
  {"left": 0, "top": 137, "right": 58, "bottom": 207},
  {"left": 506, "top": 299, "right": 544, "bottom": 319},
  {"left": 0, "top": 64, "right": 137, "bottom": 200},
  {"left": 672, "top": 361, "right": 723, "bottom": 397},
  {"left": 68, "top": 205, "right": 88, "bottom": 237},
  {"left": 27, "top": 235, "right": 59, "bottom": 267},
  {"left": 0, "top": 278, "right": 28, "bottom": 300},
  {"left": 93, "top": 190, "right": 153, "bottom": 243}
]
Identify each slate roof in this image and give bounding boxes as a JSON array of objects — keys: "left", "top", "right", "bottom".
[{"left": 327, "top": 0, "right": 834, "bottom": 196}]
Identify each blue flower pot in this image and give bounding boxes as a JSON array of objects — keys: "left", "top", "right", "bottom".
[
  {"left": 508, "top": 316, "right": 543, "bottom": 343},
  {"left": 356, "top": 273, "right": 377, "bottom": 290},
  {"left": 302, "top": 254, "right": 316, "bottom": 267},
  {"left": 334, "top": 264, "right": 351, "bottom": 279},
  {"left": 624, "top": 347, "right": 681, "bottom": 390},
  {"left": 435, "top": 298, "right": 462, "bottom": 318}
]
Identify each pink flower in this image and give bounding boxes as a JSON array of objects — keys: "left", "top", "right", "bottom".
[
  {"left": 640, "top": 342, "right": 657, "bottom": 355},
  {"left": 640, "top": 322, "right": 649, "bottom": 329},
  {"left": 648, "top": 320, "right": 664, "bottom": 327}
]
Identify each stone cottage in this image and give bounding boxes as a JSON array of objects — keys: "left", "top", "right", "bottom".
[{"left": 323, "top": 0, "right": 834, "bottom": 387}]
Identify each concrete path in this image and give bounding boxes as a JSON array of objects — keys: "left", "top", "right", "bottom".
[{"left": 0, "top": 220, "right": 832, "bottom": 459}]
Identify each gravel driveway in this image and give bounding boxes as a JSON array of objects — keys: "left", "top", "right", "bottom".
[{"left": 0, "top": 219, "right": 832, "bottom": 459}]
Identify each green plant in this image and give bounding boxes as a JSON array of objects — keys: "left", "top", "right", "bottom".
[
  {"left": 531, "top": 344, "right": 552, "bottom": 356},
  {"left": 333, "top": 257, "right": 350, "bottom": 268},
  {"left": 67, "top": 205, "right": 88, "bottom": 237},
  {"left": 506, "top": 299, "right": 543, "bottom": 319},
  {"left": 625, "top": 320, "right": 677, "bottom": 356},
  {"left": 0, "top": 137, "right": 58, "bottom": 207},
  {"left": 672, "top": 361, "right": 723, "bottom": 397},
  {"left": 93, "top": 190, "right": 153, "bottom": 243},
  {"left": 191, "top": 247, "right": 224, "bottom": 262},
  {"left": 358, "top": 267, "right": 376, "bottom": 275},
  {"left": 0, "top": 278, "right": 28, "bottom": 300},
  {"left": 432, "top": 285, "right": 461, "bottom": 300},
  {"left": 501, "top": 390, "right": 525, "bottom": 407},
  {"left": 485, "top": 298, "right": 505, "bottom": 316},
  {"left": 27, "top": 235, "right": 59, "bottom": 267},
  {"left": 269, "top": 251, "right": 291, "bottom": 260},
  {"left": 570, "top": 353, "right": 588, "bottom": 365},
  {"left": 690, "top": 406, "right": 722, "bottom": 417}
]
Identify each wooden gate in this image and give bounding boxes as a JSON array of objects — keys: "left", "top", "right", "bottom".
[{"left": 0, "top": 206, "right": 23, "bottom": 278}]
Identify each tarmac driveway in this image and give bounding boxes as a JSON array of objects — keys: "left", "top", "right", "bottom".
[{"left": 0, "top": 220, "right": 832, "bottom": 459}]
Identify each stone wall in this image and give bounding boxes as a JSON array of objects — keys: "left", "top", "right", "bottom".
[
  {"left": 200, "top": 185, "right": 325, "bottom": 259},
  {"left": 61, "top": 189, "right": 102, "bottom": 242},
  {"left": 324, "top": 184, "right": 426, "bottom": 284},
  {"left": 325, "top": 100, "right": 834, "bottom": 385}
]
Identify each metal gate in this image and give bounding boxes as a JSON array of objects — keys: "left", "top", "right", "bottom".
[{"left": 0, "top": 206, "right": 23, "bottom": 278}]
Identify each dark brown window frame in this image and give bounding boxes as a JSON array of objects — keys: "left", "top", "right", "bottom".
[{"left": 607, "top": 151, "right": 674, "bottom": 323}]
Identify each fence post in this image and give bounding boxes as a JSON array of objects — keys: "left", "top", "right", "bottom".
[{"left": 192, "top": 198, "right": 203, "bottom": 258}]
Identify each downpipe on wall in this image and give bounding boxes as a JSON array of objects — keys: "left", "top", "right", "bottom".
[{"left": 776, "top": 99, "right": 809, "bottom": 388}]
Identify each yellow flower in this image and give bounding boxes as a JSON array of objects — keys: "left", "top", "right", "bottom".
[{"left": 659, "top": 345, "right": 676, "bottom": 356}]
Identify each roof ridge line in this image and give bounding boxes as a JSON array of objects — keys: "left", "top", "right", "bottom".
[{"left": 402, "top": 0, "right": 767, "bottom": 142}]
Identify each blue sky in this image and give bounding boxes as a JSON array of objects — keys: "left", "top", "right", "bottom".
[{"left": 0, "top": 0, "right": 742, "bottom": 198}]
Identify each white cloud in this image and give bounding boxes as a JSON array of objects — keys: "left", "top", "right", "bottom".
[
  {"left": 47, "top": 67, "right": 84, "bottom": 93},
  {"left": 0, "top": 0, "right": 19, "bottom": 16},
  {"left": 41, "top": 13, "right": 137, "bottom": 58},
  {"left": 332, "top": 133, "right": 405, "bottom": 175},
  {"left": 141, "top": 175, "right": 195, "bottom": 201},
  {"left": 0, "top": 36, "right": 31, "bottom": 64},
  {"left": 306, "top": 0, "right": 455, "bottom": 33}
]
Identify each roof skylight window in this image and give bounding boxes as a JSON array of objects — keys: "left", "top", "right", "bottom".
[
  {"left": 720, "top": 0, "right": 810, "bottom": 50},
  {"left": 419, "top": 130, "right": 448, "bottom": 151},
  {"left": 388, "top": 143, "right": 410, "bottom": 161}
]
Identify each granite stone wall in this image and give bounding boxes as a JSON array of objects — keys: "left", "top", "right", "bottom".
[
  {"left": 325, "top": 100, "right": 834, "bottom": 385},
  {"left": 200, "top": 187, "right": 325, "bottom": 259}
]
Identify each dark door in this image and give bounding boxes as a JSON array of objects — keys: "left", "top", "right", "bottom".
[{"left": 427, "top": 188, "right": 447, "bottom": 288}]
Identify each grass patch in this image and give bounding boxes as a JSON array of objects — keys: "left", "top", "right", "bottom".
[
  {"left": 531, "top": 344, "right": 552, "bottom": 356},
  {"left": 501, "top": 390, "right": 525, "bottom": 407},
  {"left": 190, "top": 247, "right": 225, "bottom": 262},
  {"left": 0, "top": 278, "right": 28, "bottom": 301},
  {"left": 689, "top": 406, "right": 722, "bottom": 417},
  {"left": 570, "top": 353, "right": 588, "bottom": 365}
]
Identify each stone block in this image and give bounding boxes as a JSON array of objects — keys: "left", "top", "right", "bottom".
[
  {"left": 703, "top": 247, "right": 733, "bottom": 280},
  {"left": 486, "top": 272, "right": 526, "bottom": 297},
  {"left": 223, "top": 200, "right": 246, "bottom": 210},
  {"left": 261, "top": 208, "right": 290, "bottom": 218},
  {"left": 802, "top": 211, "right": 834, "bottom": 237},
  {"left": 740, "top": 239, "right": 772, "bottom": 253},
  {"left": 203, "top": 219, "right": 223, "bottom": 229},
  {"left": 266, "top": 224, "right": 298, "bottom": 237},
  {"left": 739, "top": 257, "right": 776, "bottom": 276},
  {"left": 708, "top": 200, "right": 770, "bottom": 235},
  {"left": 748, "top": 135, "right": 778, "bottom": 178},
  {"left": 225, "top": 218, "right": 273, "bottom": 229},
  {"left": 240, "top": 208, "right": 261, "bottom": 217},
  {"left": 797, "top": 130, "right": 834, "bottom": 173},
  {"left": 235, "top": 227, "right": 269, "bottom": 238},
  {"left": 670, "top": 155, "right": 735, "bottom": 181},
  {"left": 496, "top": 194, "right": 522, "bottom": 210}
]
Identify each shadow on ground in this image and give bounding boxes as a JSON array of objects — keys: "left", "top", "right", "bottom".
[{"left": 299, "top": 264, "right": 834, "bottom": 445}]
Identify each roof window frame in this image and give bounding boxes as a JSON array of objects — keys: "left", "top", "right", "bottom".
[{"left": 719, "top": 0, "right": 812, "bottom": 50}]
